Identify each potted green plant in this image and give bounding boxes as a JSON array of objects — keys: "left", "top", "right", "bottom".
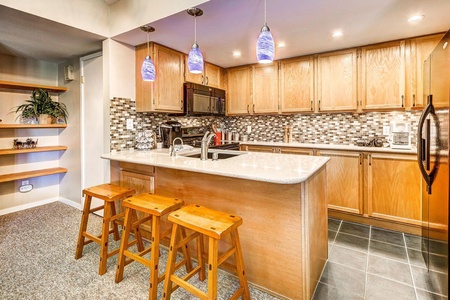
[{"left": 13, "top": 89, "right": 68, "bottom": 124}]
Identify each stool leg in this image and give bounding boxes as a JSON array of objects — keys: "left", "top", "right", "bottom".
[
  {"left": 180, "top": 227, "right": 193, "bottom": 272},
  {"left": 115, "top": 207, "right": 133, "bottom": 283},
  {"left": 99, "top": 201, "right": 113, "bottom": 275},
  {"left": 162, "top": 223, "right": 180, "bottom": 300},
  {"left": 149, "top": 215, "right": 160, "bottom": 300},
  {"left": 197, "top": 234, "right": 206, "bottom": 281},
  {"left": 231, "top": 229, "right": 250, "bottom": 300},
  {"left": 75, "top": 194, "right": 92, "bottom": 259},
  {"left": 131, "top": 209, "right": 145, "bottom": 252},
  {"left": 110, "top": 201, "right": 121, "bottom": 241},
  {"left": 207, "top": 237, "right": 219, "bottom": 300}
]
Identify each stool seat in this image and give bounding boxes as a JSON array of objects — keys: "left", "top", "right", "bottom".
[
  {"left": 83, "top": 183, "right": 135, "bottom": 202},
  {"left": 122, "top": 193, "right": 184, "bottom": 216},
  {"left": 169, "top": 204, "right": 242, "bottom": 239},
  {"left": 116, "top": 193, "right": 191, "bottom": 300}
]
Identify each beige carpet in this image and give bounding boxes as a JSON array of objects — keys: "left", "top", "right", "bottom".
[{"left": 0, "top": 202, "right": 280, "bottom": 299}]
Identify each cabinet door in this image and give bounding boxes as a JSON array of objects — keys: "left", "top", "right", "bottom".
[
  {"left": 278, "top": 147, "right": 314, "bottom": 155},
  {"left": 280, "top": 57, "right": 314, "bottom": 112},
  {"left": 316, "top": 49, "right": 358, "bottom": 111},
  {"left": 204, "top": 62, "right": 222, "bottom": 88},
  {"left": 227, "top": 66, "right": 252, "bottom": 115},
  {"left": 317, "top": 150, "right": 363, "bottom": 214},
  {"left": 367, "top": 154, "right": 421, "bottom": 225},
  {"left": 184, "top": 54, "right": 204, "bottom": 85},
  {"left": 153, "top": 44, "right": 184, "bottom": 112},
  {"left": 409, "top": 34, "right": 444, "bottom": 108},
  {"left": 252, "top": 63, "right": 279, "bottom": 114},
  {"left": 361, "top": 41, "right": 406, "bottom": 109}
]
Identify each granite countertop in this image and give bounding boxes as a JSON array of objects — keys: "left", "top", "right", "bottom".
[
  {"left": 240, "top": 141, "right": 418, "bottom": 155},
  {"left": 101, "top": 148, "right": 329, "bottom": 185}
]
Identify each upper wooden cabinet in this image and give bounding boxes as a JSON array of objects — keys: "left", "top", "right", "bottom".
[
  {"left": 316, "top": 49, "right": 358, "bottom": 111},
  {"left": 408, "top": 34, "right": 444, "bottom": 109},
  {"left": 135, "top": 43, "right": 184, "bottom": 113},
  {"left": 227, "top": 66, "right": 252, "bottom": 115},
  {"left": 360, "top": 40, "right": 406, "bottom": 110},
  {"left": 279, "top": 57, "right": 314, "bottom": 112},
  {"left": 184, "top": 60, "right": 223, "bottom": 88},
  {"left": 252, "top": 63, "right": 279, "bottom": 114}
]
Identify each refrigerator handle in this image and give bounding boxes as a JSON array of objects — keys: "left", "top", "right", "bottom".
[{"left": 417, "top": 95, "right": 435, "bottom": 194}]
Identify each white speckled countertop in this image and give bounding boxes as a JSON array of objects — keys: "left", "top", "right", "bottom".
[
  {"left": 101, "top": 148, "right": 329, "bottom": 185},
  {"left": 241, "top": 141, "right": 418, "bottom": 154}
]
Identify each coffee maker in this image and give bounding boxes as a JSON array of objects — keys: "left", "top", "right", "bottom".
[
  {"left": 388, "top": 121, "right": 411, "bottom": 149},
  {"left": 160, "top": 121, "right": 182, "bottom": 148}
]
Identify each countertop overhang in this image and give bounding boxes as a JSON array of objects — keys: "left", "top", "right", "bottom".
[{"left": 101, "top": 149, "right": 329, "bottom": 185}]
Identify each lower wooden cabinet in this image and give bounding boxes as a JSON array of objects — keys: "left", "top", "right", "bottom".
[
  {"left": 317, "top": 150, "right": 363, "bottom": 215},
  {"left": 367, "top": 153, "right": 421, "bottom": 225}
]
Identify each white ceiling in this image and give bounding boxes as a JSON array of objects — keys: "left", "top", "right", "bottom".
[
  {"left": 1, "top": 0, "right": 450, "bottom": 66},
  {"left": 113, "top": 0, "right": 450, "bottom": 68}
]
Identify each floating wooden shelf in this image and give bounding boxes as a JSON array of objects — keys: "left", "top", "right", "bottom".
[
  {"left": 0, "top": 80, "right": 67, "bottom": 93},
  {"left": 0, "top": 146, "right": 68, "bottom": 156},
  {"left": 0, "top": 167, "right": 68, "bottom": 183},
  {"left": 0, "top": 124, "right": 67, "bottom": 129}
]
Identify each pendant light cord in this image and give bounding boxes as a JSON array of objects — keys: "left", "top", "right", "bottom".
[
  {"left": 264, "top": 0, "right": 267, "bottom": 26},
  {"left": 194, "top": 15, "right": 197, "bottom": 44},
  {"left": 146, "top": 31, "right": 150, "bottom": 57}
]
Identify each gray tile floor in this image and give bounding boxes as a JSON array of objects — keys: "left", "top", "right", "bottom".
[{"left": 313, "top": 218, "right": 449, "bottom": 300}]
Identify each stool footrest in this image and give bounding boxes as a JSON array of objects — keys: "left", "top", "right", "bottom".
[
  {"left": 89, "top": 205, "right": 104, "bottom": 213},
  {"left": 218, "top": 246, "right": 236, "bottom": 267},
  {"left": 230, "top": 287, "right": 245, "bottom": 300},
  {"left": 132, "top": 215, "right": 152, "bottom": 227},
  {"left": 175, "top": 231, "right": 200, "bottom": 249},
  {"left": 170, "top": 273, "right": 207, "bottom": 300},
  {"left": 83, "top": 232, "right": 101, "bottom": 244},
  {"left": 110, "top": 212, "right": 125, "bottom": 222}
]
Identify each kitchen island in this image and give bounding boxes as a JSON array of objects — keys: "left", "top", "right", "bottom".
[{"left": 102, "top": 149, "right": 329, "bottom": 300}]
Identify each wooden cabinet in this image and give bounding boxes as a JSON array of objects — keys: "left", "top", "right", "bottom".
[
  {"left": 279, "top": 56, "right": 314, "bottom": 112},
  {"left": 316, "top": 49, "right": 358, "bottom": 111},
  {"left": 252, "top": 63, "right": 279, "bottom": 114},
  {"left": 367, "top": 153, "right": 421, "bottom": 225},
  {"left": 227, "top": 66, "right": 252, "bottom": 115},
  {"left": 360, "top": 40, "right": 406, "bottom": 109},
  {"left": 136, "top": 43, "right": 184, "bottom": 113},
  {"left": 317, "top": 150, "right": 363, "bottom": 214},
  {"left": 184, "top": 61, "right": 223, "bottom": 88},
  {"left": 408, "top": 34, "right": 444, "bottom": 109}
]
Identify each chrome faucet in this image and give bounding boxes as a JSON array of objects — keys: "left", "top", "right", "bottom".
[
  {"left": 169, "top": 137, "right": 183, "bottom": 156},
  {"left": 201, "top": 131, "right": 216, "bottom": 160}
]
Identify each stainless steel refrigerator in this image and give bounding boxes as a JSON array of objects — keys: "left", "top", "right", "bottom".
[{"left": 418, "top": 29, "right": 449, "bottom": 296}]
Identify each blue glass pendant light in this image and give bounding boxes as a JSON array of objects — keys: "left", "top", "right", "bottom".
[
  {"left": 187, "top": 8, "right": 204, "bottom": 74},
  {"left": 256, "top": 0, "right": 275, "bottom": 63},
  {"left": 140, "top": 26, "right": 156, "bottom": 81}
]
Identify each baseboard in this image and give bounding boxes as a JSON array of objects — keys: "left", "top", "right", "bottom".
[{"left": 0, "top": 197, "right": 82, "bottom": 216}]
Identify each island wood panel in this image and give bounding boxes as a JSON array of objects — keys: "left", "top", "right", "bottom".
[
  {"left": 280, "top": 56, "right": 315, "bottom": 112},
  {"left": 317, "top": 150, "right": 363, "bottom": 214},
  {"left": 252, "top": 63, "right": 279, "bottom": 114},
  {"left": 361, "top": 40, "right": 406, "bottom": 109},
  {"left": 153, "top": 165, "right": 328, "bottom": 300},
  {"left": 316, "top": 49, "right": 358, "bottom": 111},
  {"left": 226, "top": 66, "right": 252, "bottom": 115},
  {"left": 367, "top": 153, "right": 421, "bottom": 225}
]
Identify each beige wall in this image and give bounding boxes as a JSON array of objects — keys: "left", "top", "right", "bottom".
[{"left": 0, "top": 54, "right": 62, "bottom": 214}]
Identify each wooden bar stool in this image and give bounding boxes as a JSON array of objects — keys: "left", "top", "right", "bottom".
[
  {"left": 75, "top": 183, "right": 143, "bottom": 275},
  {"left": 115, "top": 193, "right": 193, "bottom": 300},
  {"left": 162, "top": 204, "right": 250, "bottom": 300}
]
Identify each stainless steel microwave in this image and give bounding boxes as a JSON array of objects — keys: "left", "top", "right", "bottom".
[{"left": 183, "top": 82, "right": 226, "bottom": 116}]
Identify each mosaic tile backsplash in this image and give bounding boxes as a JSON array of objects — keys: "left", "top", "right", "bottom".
[{"left": 110, "top": 97, "right": 422, "bottom": 151}]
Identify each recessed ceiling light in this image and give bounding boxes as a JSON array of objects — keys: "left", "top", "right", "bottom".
[
  {"left": 408, "top": 15, "right": 424, "bottom": 22},
  {"left": 232, "top": 51, "right": 241, "bottom": 57},
  {"left": 332, "top": 31, "right": 343, "bottom": 38},
  {"left": 277, "top": 42, "right": 286, "bottom": 48}
]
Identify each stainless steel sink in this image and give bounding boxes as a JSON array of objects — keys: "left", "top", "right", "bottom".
[{"left": 183, "top": 152, "right": 241, "bottom": 159}]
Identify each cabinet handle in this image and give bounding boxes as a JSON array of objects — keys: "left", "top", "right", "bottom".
[
  {"left": 318, "top": 100, "right": 321, "bottom": 111},
  {"left": 368, "top": 154, "right": 372, "bottom": 166},
  {"left": 253, "top": 104, "right": 255, "bottom": 113},
  {"left": 201, "top": 75, "right": 204, "bottom": 85},
  {"left": 247, "top": 105, "right": 250, "bottom": 113},
  {"left": 205, "top": 76, "right": 209, "bottom": 86},
  {"left": 412, "top": 94, "right": 416, "bottom": 107},
  {"left": 359, "top": 153, "right": 363, "bottom": 165},
  {"left": 401, "top": 95, "right": 404, "bottom": 107},
  {"left": 310, "top": 100, "right": 313, "bottom": 111}
]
